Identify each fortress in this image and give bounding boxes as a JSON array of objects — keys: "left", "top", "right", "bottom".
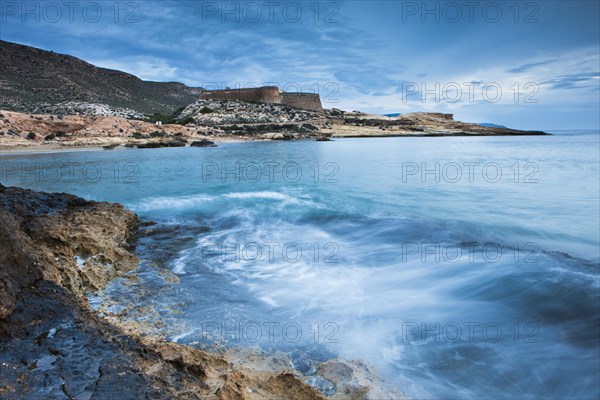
[{"left": 200, "top": 86, "right": 323, "bottom": 112}]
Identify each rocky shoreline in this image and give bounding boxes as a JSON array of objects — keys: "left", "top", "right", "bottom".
[
  {"left": 0, "top": 184, "right": 408, "bottom": 399},
  {"left": 0, "top": 102, "right": 548, "bottom": 151}
]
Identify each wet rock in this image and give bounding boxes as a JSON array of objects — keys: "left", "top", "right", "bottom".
[
  {"left": 307, "top": 376, "right": 336, "bottom": 397},
  {"left": 0, "top": 280, "right": 151, "bottom": 399},
  {"left": 291, "top": 350, "right": 317, "bottom": 375},
  {"left": 190, "top": 140, "right": 217, "bottom": 147},
  {"left": 136, "top": 140, "right": 187, "bottom": 149},
  {"left": 316, "top": 359, "right": 410, "bottom": 400},
  {"left": 0, "top": 207, "right": 42, "bottom": 319}
]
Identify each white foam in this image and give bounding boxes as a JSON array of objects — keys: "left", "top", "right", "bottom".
[
  {"left": 131, "top": 191, "right": 313, "bottom": 213},
  {"left": 75, "top": 256, "right": 87, "bottom": 269},
  {"left": 224, "top": 191, "right": 294, "bottom": 201},
  {"left": 172, "top": 253, "right": 188, "bottom": 275},
  {"left": 132, "top": 194, "right": 215, "bottom": 212},
  {"left": 258, "top": 295, "right": 279, "bottom": 308},
  {"left": 171, "top": 329, "right": 197, "bottom": 343}
]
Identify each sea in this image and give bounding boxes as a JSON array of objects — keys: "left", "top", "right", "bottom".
[{"left": 1, "top": 131, "right": 598, "bottom": 399}]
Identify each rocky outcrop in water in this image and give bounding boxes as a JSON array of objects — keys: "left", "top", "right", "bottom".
[{"left": 190, "top": 139, "right": 217, "bottom": 147}]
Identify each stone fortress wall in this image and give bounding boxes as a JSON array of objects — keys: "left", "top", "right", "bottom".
[
  {"left": 280, "top": 92, "right": 323, "bottom": 112},
  {"left": 200, "top": 86, "right": 323, "bottom": 112}
]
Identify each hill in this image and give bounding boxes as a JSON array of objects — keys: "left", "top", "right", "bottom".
[{"left": 0, "top": 40, "right": 202, "bottom": 114}]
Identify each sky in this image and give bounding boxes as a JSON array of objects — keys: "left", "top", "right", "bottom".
[{"left": 1, "top": 0, "right": 599, "bottom": 130}]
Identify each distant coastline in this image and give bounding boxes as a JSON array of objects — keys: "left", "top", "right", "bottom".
[
  {"left": 0, "top": 40, "right": 548, "bottom": 154},
  {"left": 0, "top": 107, "right": 549, "bottom": 153}
]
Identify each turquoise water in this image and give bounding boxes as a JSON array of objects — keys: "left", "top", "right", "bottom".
[{"left": 1, "top": 132, "right": 599, "bottom": 399}]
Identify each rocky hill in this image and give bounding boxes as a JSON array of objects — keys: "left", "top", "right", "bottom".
[
  {"left": 0, "top": 40, "right": 202, "bottom": 114},
  {"left": 30, "top": 101, "right": 146, "bottom": 119},
  {"left": 176, "top": 99, "right": 325, "bottom": 125}
]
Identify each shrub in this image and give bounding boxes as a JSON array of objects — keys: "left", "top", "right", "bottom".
[
  {"left": 199, "top": 106, "right": 213, "bottom": 114},
  {"left": 55, "top": 131, "right": 67, "bottom": 137},
  {"left": 178, "top": 116, "right": 196, "bottom": 125},
  {"left": 27, "top": 132, "right": 36, "bottom": 140},
  {"left": 45, "top": 133, "right": 56, "bottom": 141}
]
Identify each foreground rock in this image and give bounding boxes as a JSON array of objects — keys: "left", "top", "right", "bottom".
[
  {"left": 0, "top": 184, "right": 409, "bottom": 399},
  {"left": 0, "top": 184, "right": 326, "bottom": 399}
]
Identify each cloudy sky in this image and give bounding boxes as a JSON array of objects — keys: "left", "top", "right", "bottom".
[{"left": 1, "top": 0, "right": 598, "bottom": 129}]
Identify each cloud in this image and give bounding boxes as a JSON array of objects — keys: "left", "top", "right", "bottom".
[
  {"left": 506, "top": 59, "right": 558, "bottom": 73},
  {"left": 88, "top": 58, "right": 179, "bottom": 81},
  {"left": 541, "top": 72, "right": 600, "bottom": 90}
]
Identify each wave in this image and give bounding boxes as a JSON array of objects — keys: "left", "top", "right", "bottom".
[
  {"left": 130, "top": 190, "right": 321, "bottom": 214},
  {"left": 131, "top": 194, "right": 215, "bottom": 212},
  {"left": 224, "top": 191, "right": 297, "bottom": 201}
]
